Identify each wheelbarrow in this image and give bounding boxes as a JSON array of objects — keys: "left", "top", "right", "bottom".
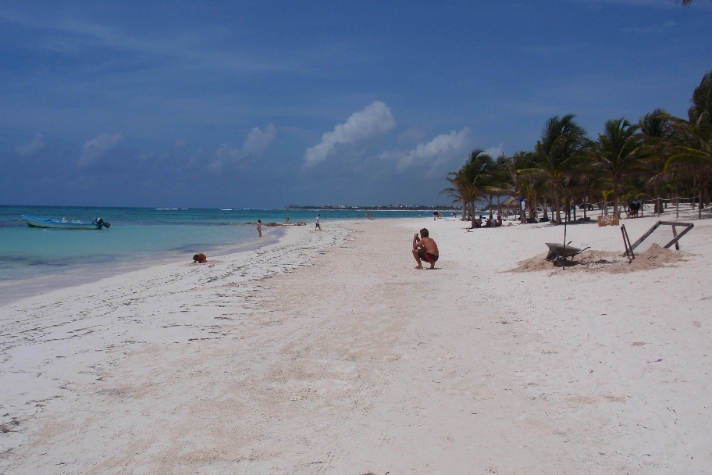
[{"left": 545, "top": 242, "right": 590, "bottom": 265}]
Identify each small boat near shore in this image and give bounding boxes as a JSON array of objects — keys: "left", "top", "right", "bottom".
[{"left": 22, "top": 215, "right": 111, "bottom": 230}]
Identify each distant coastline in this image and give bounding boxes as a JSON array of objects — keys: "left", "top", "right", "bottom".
[{"left": 285, "top": 204, "right": 459, "bottom": 211}]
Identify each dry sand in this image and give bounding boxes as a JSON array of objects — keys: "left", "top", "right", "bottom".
[{"left": 1, "top": 214, "right": 711, "bottom": 474}]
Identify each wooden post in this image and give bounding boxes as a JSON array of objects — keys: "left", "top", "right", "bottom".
[
  {"left": 661, "top": 223, "right": 694, "bottom": 250},
  {"left": 672, "top": 225, "right": 679, "bottom": 251},
  {"left": 630, "top": 221, "right": 661, "bottom": 251},
  {"left": 621, "top": 224, "right": 634, "bottom": 261}
]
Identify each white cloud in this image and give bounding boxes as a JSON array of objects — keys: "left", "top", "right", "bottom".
[
  {"left": 16, "top": 133, "right": 46, "bottom": 156},
  {"left": 209, "top": 124, "right": 277, "bottom": 171},
  {"left": 304, "top": 101, "right": 396, "bottom": 166},
  {"left": 395, "top": 128, "right": 472, "bottom": 173},
  {"left": 242, "top": 123, "right": 276, "bottom": 157},
  {"left": 398, "top": 126, "right": 430, "bottom": 144},
  {"left": 78, "top": 132, "right": 123, "bottom": 166},
  {"left": 215, "top": 142, "right": 240, "bottom": 160},
  {"left": 484, "top": 143, "right": 504, "bottom": 158}
]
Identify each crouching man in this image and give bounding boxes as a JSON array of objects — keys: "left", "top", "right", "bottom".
[{"left": 412, "top": 228, "right": 439, "bottom": 269}]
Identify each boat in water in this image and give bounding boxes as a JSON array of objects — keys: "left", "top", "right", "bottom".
[{"left": 22, "top": 215, "right": 111, "bottom": 230}]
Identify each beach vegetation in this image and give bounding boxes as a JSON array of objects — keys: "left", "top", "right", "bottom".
[{"left": 445, "top": 69, "right": 712, "bottom": 223}]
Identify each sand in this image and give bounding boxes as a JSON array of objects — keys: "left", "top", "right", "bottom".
[{"left": 1, "top": 213, "right": 711, "bottom": 474}]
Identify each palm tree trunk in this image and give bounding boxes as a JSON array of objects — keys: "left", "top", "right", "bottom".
[
  {"left": 583, "top": 196, "right": 588, "bottom": 220},
  {"left": 553, "top": 189, "right": 561, "bottom": 224},
  {"left": 699, "top": 178, "right": 707, "bottom": 219}
]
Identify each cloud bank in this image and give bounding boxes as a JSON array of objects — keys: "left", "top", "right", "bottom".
[{"left": 304, "top": 101, "right": 396, "bottom": 166}]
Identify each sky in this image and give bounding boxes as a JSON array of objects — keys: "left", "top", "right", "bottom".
[{"left": 0, "top": 0, "right": 710, "bottom": 208}]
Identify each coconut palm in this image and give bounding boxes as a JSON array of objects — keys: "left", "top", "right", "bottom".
[
  {"left": 591, "top": 118, "right": 643, "bottom": 216},
  {"left": 526, "top": 115, "right": 589, "bottom": 224},
  {"left": 501, "top": 151, "right": 536, "bottom": 223},
  {"left": 638, "top": 110, "right": 674, "bottom": 214},
  {"left": 482, "top": 155, "right": 513, "bottom": 220},
  {"left": 665, "top": 71, "right": 712, "bottom": 218},
  {"left": 464, "top": 150, "right": 496, "bottom": 223},
  {"left": 441, "top": 169, "right": 469, "bottom": 219},
  {"left": 441, "top": 149, "right": 495, "bottom": 223}
]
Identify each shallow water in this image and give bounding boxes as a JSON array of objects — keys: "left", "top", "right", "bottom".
[{"left": 0, "top": 205, "right": 426, "bottom": 304}]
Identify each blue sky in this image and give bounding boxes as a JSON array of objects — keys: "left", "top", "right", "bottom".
[{"left": 0, "top": 0, "right": 710, "bottom": 208}]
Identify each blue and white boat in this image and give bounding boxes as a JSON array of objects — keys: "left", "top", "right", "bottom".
[{"left": 22, "top": 215, "right": 111, "bottom": 230}]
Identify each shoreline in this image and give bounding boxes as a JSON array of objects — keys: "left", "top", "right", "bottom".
[
  {"left": 0, "top": 227, "right": 290, "bottom": 307},
  {"left": 2, "top": 216, "right": 711, "bottom": 473}
]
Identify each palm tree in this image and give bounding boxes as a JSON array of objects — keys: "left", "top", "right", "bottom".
[
  {"left": 638, "top": 110, "right": 673, "bottom": 214},
  {"left": 501, "top": 151, "right": 536, "bottom": 223},
  {"left": 591, "top": 118, "right": 643, "bottom": 217},
  {"left": 441, "top": 149, "right": 495, "bottom": 223},
  {"left": 465, "top": 150, "right": 496, "bottom": 223},
  {"left": 527, "top": 115, "right": 589, "bottom": 224},
  {"left": 441, "top": 169, "right": 469, "bottom": 219},
  {"left": 482, "top": 156, "right": 513, "bottom": 220},
  {"left": 665, "top": 71, "right": 712, "bottom": 218}
]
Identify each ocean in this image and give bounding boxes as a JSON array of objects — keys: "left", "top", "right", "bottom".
[{"left": 0, "top": 206, "right": 426, "bottom": 304}]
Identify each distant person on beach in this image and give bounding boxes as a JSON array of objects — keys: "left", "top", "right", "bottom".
[
  {"left": 315, "top": 214, "right": 321, "bottom": 231},
  {"left": 412, "top": 228, "right": 439, "bottom": 269},
  {"left": 257, "top": 219, "right": 262, "bottom": 238},
  {"left": 285, "top": 214, "right": 289, "bottom": 222},
  {"left": 366, "top": 211, "right": 372, "bottom": 220}
]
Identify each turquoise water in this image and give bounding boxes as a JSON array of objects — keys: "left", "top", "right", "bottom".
[{"left": 0, "top": 206, "right": 425, "bottom": 303}]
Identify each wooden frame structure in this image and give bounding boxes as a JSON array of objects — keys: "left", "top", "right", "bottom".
[
  {"left": 621, "top": 224, "right": 634, "bottom": 262},
  {"left": 625, "top": 221, "right": 694, "bottom": 257}
]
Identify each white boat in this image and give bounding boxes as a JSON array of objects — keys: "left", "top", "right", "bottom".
[{"left": 22, "top": 215, "right": 110, "bottom": 230}]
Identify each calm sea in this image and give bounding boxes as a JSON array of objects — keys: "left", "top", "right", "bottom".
[{"left": 0, "top": 206, "right": 425, "bottom": 304}]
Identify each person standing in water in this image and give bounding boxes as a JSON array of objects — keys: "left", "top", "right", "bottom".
[{"left": 257, "top": 219, "right": 262, "bottom": 238}]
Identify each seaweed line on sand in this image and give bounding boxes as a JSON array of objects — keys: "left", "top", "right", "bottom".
[{"left": 508, "top": 243, "right": 684, "bottom": 274}]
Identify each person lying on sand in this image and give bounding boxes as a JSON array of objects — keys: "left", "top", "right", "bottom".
[{"left": 412, "top": 228, "right": 439, "bottom": 269}]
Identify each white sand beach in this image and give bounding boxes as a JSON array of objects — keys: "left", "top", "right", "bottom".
[{"left": 1, "top": 214, "right": 711, "bottom": 474}]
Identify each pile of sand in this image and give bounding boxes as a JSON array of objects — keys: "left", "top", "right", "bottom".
[{"left": 509, "top": 244, "right": 683, "bottom": 273}]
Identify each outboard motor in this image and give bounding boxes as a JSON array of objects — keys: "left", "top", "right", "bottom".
[{"left": 95, "top": 217, "right": 111, "bottom": 229}]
